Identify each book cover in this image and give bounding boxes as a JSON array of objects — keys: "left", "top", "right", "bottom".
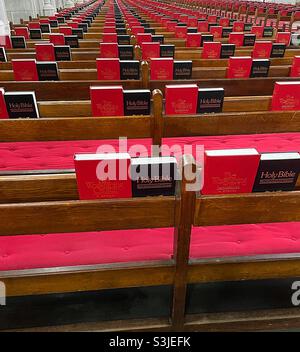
[
  {"left": 150, "top": 58, "right": 174, "bottom": 80},
  {"left": 220, "top": 44, "right": 235, "bottom": 59},
  {"left": 28, "top": 22, "right": 40, "bottom": 30},
  {"left": 78, "top": 23, "right": 88, "bottom": 32},
  {"left": 197, "top": 21, "right": 208, "bottom": 32},
  {"left": 222, "top": 27, "right": 233, "bottom": 38},
  {"left": 72, "top": 28, "right": 84, "bottom": 39},
  {"left": 40, "top": 23, "right": 51, "bottom": 34},
  {"left": 175, "top": 26, "right": 187, "bottom": 39},
  {"left": 200, "top": 34, "right": 214, "bottom": 46},
  {"left": 160, "top": 44, "right": 175, "bottom": 58},
  {"left": 227, "top": 57, "right": 253, "bottom": 78},
  {"left": 250, "top": 59, "right": 270, "bottom": 77},
  {"left": 49, "top": 20, "right": 58, "bottom": 28},
  {"left": 4, "top": 91, "right": 39, "bottom": 118},
  {"left": 11, "top": 36, "right": 26, "bottom": 49},
  {"left": 244, "top": 23, "right": 253, "bottom": 32},
  {"left": 123, "top": 89, "right": 151, "bottom": 116},
  {"left": 117, "top": 35, "right": 130, "bottom": 45},
  {"left": 263, "top": 26, "right": 274, "bottom": 38},
  {"left": 90, "top": 86, "right": 123, "bottom": 117},
  {"left": 233, "top": 21, "right": 244, "bottom": 32},
  {"left": 100, "top": 43, "right": 119, "bottom": 58},
  {"left": 96, "top": 58, "right": 120, "bottom": 80},
  {"left": 152, "top": 35, "right": 164, "bottom": 44},
  {"left": 186, "top": 33, "right": 201, "bottom": 47},
  {"left": 12, "top": 59, "right": 38, "bottom": 81},
  {"left": 229, "top": 32, "right": 244, "bottom": 47},
  {"left": 219, "top": 18, "right": 230, "bottom": 27},
  {"left": 173, "top": 60, "right": 192, "bottom": 79},
  {"left": 65, "top": 35, "right": 79, "bottom": 48},
  {"left": 271, "top": 43, "right": 286, "bottom": 58},
  {"left": 210, "top": 26, "right": 223, "bottom": 39},
  {"left": 141, "top": 42, "right": 160, "bottom": 60},
  {"left": 54, "top": 45, "right": 72, "bottom": 61},
  {"left": 49, "top": 33, "right": 65, "bottom": 45},
  {"left": 74, "top": 153, "right": 132, "bottom": 200},
  {"left": 252, "top": 152, "right": 300, "bottom": 192},
  {"left": 276, "top": 32, "right": 291, "bottom": 46},
  {"left": 36, "top": 62, "right": 59, "bottom": 81},
  {"left": 15, "top": 27, "right": 29, "bottom": 39},
  {"left": 252, "top": 41, "right": 273, "bottom": 59},
  {"left": 102, "top": 33, "right": 118, "bottom": 43},
  {"left": 136, "top": 33, "right": 152, "bottom": 45},
  {"left": 202, "top": 148, "right": 260, "bottom": 195},
  {"left": 197, "top": 88, "right": 225, "bottom": 113},
  {"left": 271, "top": 82, "right": 300, "bottom": 111},
  {"left": 290, "top": 56, "right": 300, "bottom": 77},
  {"left": 165, "top": 84, "right": 198, "bottom": 115},
  {"left": 187, "top": 27, "right": 197, "bottom": 33},
  {"left": 59, "top": 26, "right": 72, "bottom": 35},
  {"left": 35, "top": 43, "right": 56, "bottom": 61},
  {"left": 202, "top": 41, "right": 221, "bottom": 59},
  {"left": 120, "top": 60, "right": 140, "bottom": 80},
  {"left": 118, "top": 45, "right": 134, "bottom": 60},
  {"left": 251, "top": 26, "right": 264, "bottom": 38},
  {"left": 0, "top": 88, "right": 9, "bottom": 119},
  {"left": 131, "top": 156, "right": 177, "bottom": 197},
  {"left": 116, "top": 28, "right": 127, "bottom": 35},
  {"left": 243, "top": 33, "right": 256, "bottom": 46},
  {"left": 0, "top": 47, "right": 7, "bottom": 63},
  {"left": 29, "top": 29, "right": 42, "bottom": 40}
]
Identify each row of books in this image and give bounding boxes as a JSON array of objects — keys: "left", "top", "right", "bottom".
[
  {"left": 74, "top": 149, "right": 300, "bottom": 200},
  {"left": 11, "top": 59, "right": 59, "bottom": 81}
]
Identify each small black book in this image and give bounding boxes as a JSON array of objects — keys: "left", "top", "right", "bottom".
[
  {"left": 78, "top": 23, "right": 88, "bottom": 33},
  {"left": 187, "top": 27, "right": 197, "bottom": 33},
  {"left": 65, "top": 35, "right": 79, "bottom": 48},
  {"left": 131, "top": 157, "right": 177, "bottom": 197},
  {"left": 117, "top": 35, "right": 130, "bottom": 45},
  {"left": 152, "top": 35, "right": 164, "bottom": 44},
  {"left": 57, "top": 17, "right": 65, "bottom": 24},
  {"left": 123, "top": 89, "right": 150, "bottom": 115},
  {"left": 118, "top": 45, "right": 134, "bottom": 60},
  {"left": 116, "top": 28, "right": 127, "bottom": 35},
  {"left": 222, "top": 27, "right": 233, "bottom": 38},
  {"left": 252, "top": 152, "right": 300, "bottom": 192},
  {"left": 54, "top": 45, "right": 71, "bottom": 61},
  {"left": 4, "top": 91, "right": 39, "bottom": 119},
  {"left": 208, "top": 23, "right": 218, "bottom": 29},
  {"left": 120, "top": 60, "right": 140, "bottom": 80},
  {"left": 243, "top": 34, "right": 256, "bottom": 46},
  {"left": 11, "top": 36, "right": 26, "bottom": 49},
  {"left": 29, "top": 29, "right": 42, "bottom": 39},
  {"left": 250, "top": 59, "right": 270, "bottom": 77},
  {"left": 141, "top": 23, "right": 151, "bottom": 29},
  {"left": 197, "top": 88, "right": 224, "bottom": 113},
  {"left": 200, "top": 35, "right": 213, "bottom": 46},
  {"left": 271, "top": 43, "right": 286, "bottom": 58},
  {"left": 50, "top": 20, "right": 58, "bottom": 28},
  {"left": 40, "top": 23, "right": 50, "bottom": 33},
  {"left": 220, "top": 44, "right": 235, "bottom": 58},
  {"left": 82, "top": 20, "right": 91, "bottom": 27},
  {"left": 244, "top": 23, "right": 253, "bottom": 32},
  {"left": 145, "top": 28, "right": 156, "bottom": 34},
  {"left": 263, "top": 26, "right": 274, "bottom": 38},
  {"left": 72, "top": 28, "right": 84, "bottom": 39},
  {"left": 173, "top": 60, "right": 192, "bottom": 80},
  {"left": 160, "top": 44, "right": 175, "bottom": 58},
  {"left": 0, "top": 47, "right": 7, "bottom": 62},
  {"left": 36, "top": 62, "right": 59, "bottom": 81}
]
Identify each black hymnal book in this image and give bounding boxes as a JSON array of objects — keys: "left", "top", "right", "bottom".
[
  {"left": 244, "top": 23, "right": 253, "bottom": 32},
  {"left": 208, "top": 23, "right": 218, "bottom": 29},
  {"left": 145, "top": 28, "right": 156, "bottom": 34},
  {"left": 220, "top": 44, "right": 235, "bottom": 58},
  {"left": 117, "top": 35, "right": 130, "bottom": 45},
  {"left": 173, "top": 60, "right": 192, "bottom": 80},
  {"left": 152, "top": 35, "right": 164, "bottom": 44},
  {"left": 141, "top": 23, "right": 151, "bottom": 29},
  {"left": 131, "top": 157, "right": 177, "bottom": 197},
  {"left": 160, "top": 44, "right": 175, "bottom": 58},
  {"left": 65, "top": 35, "right": 79, "bottom": 48},
  {"left": 200, "top": 35, "right": 213, "bottom": 46},
  {"left": 271, "top": 43, "right": 286, "bottom": 58},
  {"left": 116, "top": 28, "right": 127, "bottom": 35},
  {"left": 197, "top": 88, "right": 224, "bottom": 113},
  {"left": 57, "top": 17, "right": 65, "bottom": 24},
  {"left": 177, "top": 23, "right": 186, "bottom": 27},
  {"left": 36, "top": 62, "right": 59, "bottom": 81},
  {"left": 263, "top": 26, "right": 274, "bottom": 38},
  {"left": 120, "top": 60, "right": 140, "bottom": 80},
  {"left": 187, "top": 27, "right": 197, "bottom": 33},
  {"left": 4, "top": 91, "right": 39, "bottom": 119},
  {"left": 49, "top": 20, "right": 58, "bottom": 28},
  {"left": 123, "top": 89, "right": 150, "bottom": 116},
  {"left": 82, "top": 20, "right": 91, "bottom": 27},
  {"left": 0, "top": 47, "right": 7, "bottom": 62},
  {"left": 118, "top": 45, "right": 134, "bottom": 60},
  {"left": 72, "top": 28, "right": 84, "bottom": 39},
  {"left": 40, "top": 23, "right": 50, "bottom": 33},
  {"left": 222, "top": 27, "right": 232, "bottom": 38},
  {"left": 78, "top": 23, "right": 88, "bottom": 33},
  {"left": 243, "top": 34, "right": 256, "bottom": 46},
  {"left": 11, "top": 36, "right": 26, "bottom": 49},
  {"left": 250, "top": 59, "right": 270, "bottom": 77},
  {"left": 229, "top": 19, "right": 235, "bottom": 26},
  {"left": 63, "top": 14, "right": 71, "bottom": 20},
  {"left": 252, "top": 152, "right": 300, "bottom": 192},
  {"left": 54, "top": 45, "right": 71, "bottom": 61},
  {"left": 29, "top": 29, "right": 42, "bottom": 39}
]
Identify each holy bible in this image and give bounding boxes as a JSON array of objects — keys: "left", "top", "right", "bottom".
[
  {"left": 123, "top": 89, "right": 151, "bottom": 116},
  {"left": 4, "top": 91, "right": 40, "bottom": 119}
]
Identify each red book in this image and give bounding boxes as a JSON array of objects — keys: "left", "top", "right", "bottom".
[
  {"left": 210, "top": 26, "right": 223, "bottom": 39},
  {"left": 15, "top": 27, "right": 29, "bottom": 39},
  {"left": 229, "top": 32, "right": 244, "bottom": 47},
  {"left": 166, "top": 21, "right": 177, "bottom": 32},
  {"left": 290, "top": 56, "right": 300, "bottom": 77},
  {"left": 186, "top": 33, "right": 201, "bottom": 47},
  {"left": 150, "top": 58, "right": 174, "bottom": 80},
  {"left": 232, "top": 21, "right": 244, "bottom": 32},
  {"left": 219, "top": 18, "right": 229, "bottom": 27},
  {"left": 251, "top": 26, "right": 264, "bottom": 38},
  {"left": 35, "top": 43, "right": 56, "bottom": 61},
  {"left": 208, "top": 15, "right": 217, "bottom": 23},
  {"left": 103, "top": 26, "right": 116, "bottom": 33},
  {"left": 271, "top": 82, "right": 300, "bottom": 111},
  {"left": 136, "top": 33, "right": 152, "bottom": 45},
  {"left": 100, "top": 43, "right": 119, "bottom": 58},
  {"left": 0, "top": 35, "right": 11, "bottom": 49},
  {"left": 165, "top": 84, "right": 198, "bottom": 115},
  {"left": 227, "top": 57, "right": 252, "bottom": 78},
  {"left": 201, "top": 148, "right": 260, "bottom": 195},
  {"left": 202, "top": 42, "right": 221, "bottom": 59},
  {"left": 276, "top": 32, "right": 291, "bottom": 46},
  {"left": 131, "top": 26, "right": 144, "bottom": 35},
  {"left": 67, "top": 22, "right": 78, "bottom": 29},
  {"left": 12, "top": 59, "right": 39, "bottom": 81},
  {"left": 198, "top": 21, "right": 208, "bottom": 32},
  {"left": 252, "top": 41, "right": 272, "bottom": 59},
  {"left": 28, "top": 22, "right": 40, "bottom": 29},
  {"left": 175, "top": 26, "right": 187, "bottom": 39},
  {"left": 96, "top": 58, "right": 120, "bottom": 80},
  {"left": 90, "top": 86, "right": 124, "bottom": 117},
  {"left": 0, "top": 88, "right": 9, "bottom": 119},
  {"left": 74, "top": 152, "right": 132, "bottom": 200},
  {"left": 102, "top": 33, "right": 118, "bottom": 43},
  {"left": 188, "top": 18, "right": 198, "bottom": 27},
  {"left": 59, "top": 26, "right": 72, "bottom": 35},
  {"left": 49, "top": 33, "right": 65, "bottom": 45},
  {"left": 141, "top": 42, "right": 160, "bottom": 60}
]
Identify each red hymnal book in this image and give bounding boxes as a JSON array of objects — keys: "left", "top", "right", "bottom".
[
  {"left": 251, "top": 26, "right": 264, "bottom": 38},
  {"left": 102, "top": 33, "right": 118, "bottom": 43},
  {"left": 103, "top": 26, "right": 116, "bottom": 33},
  {"left": 96, "top": 58, "right": 120, "bottom": 80},
  {"left": 90, "top": 86, "right": 124, "bottom": 117},
  {"left": 0, "top": 88, "right": 9, "bottom": 119},
  {"left": 210, "top": 26, "right": 222, "bottom": 39},
  {"left": 165, "top": 84, "right": 198, "bottom": 115},
  {"left": 202, "top": 42, "right": 221, "bottom": 59},
  {"left": 136, "top": 33, "right": 152, "bottom": 45},
  {"left": 131, "top": 26, "right": 144, "bottom": 35},
  {"left": 35, "top": 43, "right": 56, "bottom": 61},
  {"left": 150, "top": 58, "right": 174, "bottom": 80},
  {"left": 233, "top": 21, "right": 244, "bottom": 32},
  {"left": 271, "top": 82, "right": 300, "bottom": 111},
  {"left": 74, "top": 153, "right": 132, "bottom": 200},
  {"left": 166, "top": 21, "right": 177, "bottom": 32},
  {"left": 201, "top": 148, "right": 260, "bottom": 195},
  {"left": 59, "top": 27, "right": 72, "bottom": 35},
  {"left": 252, "top": 41, "right": 272, "bottom": 59},
  {"left": 219, "top": 18, "right": 230, "bottom": 27},
  {"left": 290, "top": 56, "right": 300, "bottom": 77},
  {"left": 0, "top": 35, "right": 11, "bottom": 49},
  {"left": 187, "top": 33, "right": 201, "bottom": 47},
  {"left": 229, "top": 32, "right": 244, "bottom": 47},
  {"left": 198, "top": 21, "right": 209, "bottom": 32},
  {"left": 141, "top": 42, "right": 160, "bottom": 60},
  {"left": 227, "top": 57, "right": 252, "bottom": 78},
  {"left": 28, "top": 22, "right": 40, "bottom": 29},
  {"left": 276, "top": 32, "right": 291, "bottom": 46},
  {"left": 175, "top": 26, "right": 187, "bottom": 39},
  {"left": 100, "top": 43, "right": 119, "bottom": 58},
  {"left": 188, "top": 18, "right": 198, "bottom": 27},
  {"left": 49, "top": 33, "right": 65, "bottom": 45},
  {"left": 15, "top": 27, "right": 29, "bottom": 39},
  {"left": 12, "top": 59, "right": 39, "bottom": 81},
  {"left": 208, "top": 15, "right": 217, "bottom": 23}
]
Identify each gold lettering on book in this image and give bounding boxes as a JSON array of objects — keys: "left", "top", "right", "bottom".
[
  {"left": 279, "top": 95, "right": 299, "bottom": 110},
  {"left": 97, "top": 100, "right": 118, "bottom": 115}
]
